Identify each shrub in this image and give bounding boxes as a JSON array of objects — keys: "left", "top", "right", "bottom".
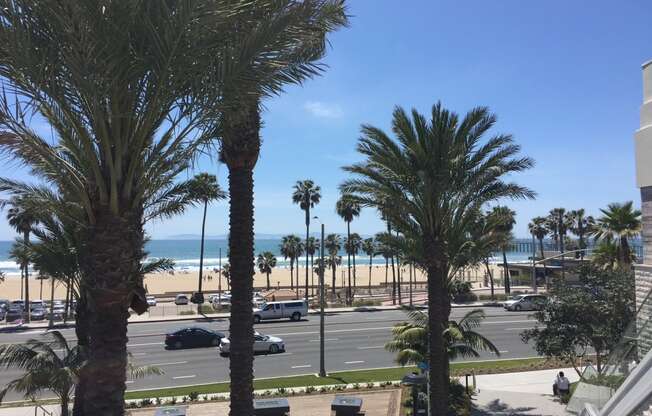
[
  {"left": 170, "top": 397, "right": 177, "bottom": 405},
  {"left": 319, "top": 386, "right": 329, "bottom": 393},
  {"left": 181, "top": 396, "right": 189, "bottom": 403},
  {"left": 155, "top": 397, "right": 162, "bottom": 405},
  {"left": 189, "top": 391, "right": 199, "bottom": 401},
  {"left": 305, "top": 386, "right": 316, "bottom": 394},
  {"left": 366, "top": 382, "right": 375, "bottom": 389},
  {"left": 352, "top": 383, "right": 360, "bottom": 390},
  {"left": 198, "top": 304, "right": 214, "bottom": 314},
  {"left": 139, "top": 398, "right": 153, "bottom": 407},
  {"left": 352, "top": 299, "right": 382, "bottom": 307},
  {"left": 277, "top": 387, "right": 287, "bottom": 395},
  {"left": 179, "top": 310, "right": 195, "bottom": 316}
]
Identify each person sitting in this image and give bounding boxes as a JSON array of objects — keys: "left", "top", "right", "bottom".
[{"left": 553, "top": 371, "right": 570, "bottom": 396}]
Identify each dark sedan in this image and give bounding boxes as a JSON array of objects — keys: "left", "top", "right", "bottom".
[
  {"left": 165, "top": 327, "right": 225, "bottom": 349},
  {"left": 5, "top": 307, "right": 25, "bottom": 323}
]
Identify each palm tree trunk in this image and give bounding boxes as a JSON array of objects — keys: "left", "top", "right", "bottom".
[
  {"left": 484, "top": 259, "right": 494, "bottom": 300},
  {"left": 60, "top": 395, "right": 70, "bottom": 416},
  {"left": 48, "top": 275, "right": 55, "bottom": 328},
  {"left": 305, "top": 209, "right": 310, "bottom": 301},
  {"left": 385, "top": 257, "right": 388, "bottom": 287},
  {"left": 396, "top": 257, "right": 402, "bottom": 305},
  {"left": 197, "top": 200, "right": 208, "bottom": 313},
  {"left": 331, "top": 262, "right": 336, "bottom": 295},
  {"left": 368, "top": 255, "right": 373, "bottom": 295},
  {"left": 346, "top": 222, "right": 352, "bottom": 306},
  {"left": 502, "top": 249, "right": 510, "bottom": 294},
  {"left": 73, "top": 293, "right": 89, "bottom": 416},
  {"left": 40, "top": 277, "right": 43, "bottom": 299},
  {"left": 538, "top": 238, "right": 548, "bottom": 288},
  {"left": 352, "top": 250, "right": 357, "bottom": 301},
  {"left": 621, "top": 236, "right": 631, "bottom": 265},
  {"left": 560, "top": 229, "right": 566, "bottom": 280},
  {"left": 266, "top": 272, "right": 270, "bottom": 291},
  {"left": 409, "top": 263, "right": 413, "bottom": 307},
  {"left": 23, "top": 230, "right": 30, "bottom": 323},
  {"left": 290, "top": 262, "right": 294, "bottom": 290},
  {"left": 310, "top": 253, "right": 315, "bottom": 297},
  {"left": 81, "top": 209, "right": 143, "bottom": 414},
  {"left": 226, "top": 164, "right": 256, "bottom": 416},
  {"left": 426, "top": 249, "right": 451, "bottom": 415}
]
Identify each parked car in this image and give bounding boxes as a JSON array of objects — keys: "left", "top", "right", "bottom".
[
  {"left": 253, "top": 300, "right": 308, "bottom": 323},
  {"left": 165, "top": 327, "right": 225, "bottom": 349},
  {"left": 503, "top": 294, "right": 547, "bottom": 311},
  {"left": 11, "top": 300, "right": 25, "bottom": 309},
  {"left": 0, "top": 299, "right": 10, "bottom": 311},
  {"left": 30, "top": 300, "right": 47, "bottom": 311},
  {"left": 50, "top": 306, "right": 66, "bottom": 321},
  {"left": 174, "top": 294, "right": 189, "bottom": 305},
  {"left": 219, "top": 332, "right": 285, "bottom": 355},
  {"left": 5, "top": 307, "right": 25, "bottom": 323},
  {"left": 0, "top": 308, "right": 5, "bottom": 321},
  {"left": 146, "top": 295, "right": 157, "bottom": 307},
  {"left": 30, "top": 308, "right": 47, "bottom": 321}
]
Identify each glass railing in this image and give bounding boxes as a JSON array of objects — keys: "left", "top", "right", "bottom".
[{"left": 567, "top": 285, "right": 652, "bottom": 414}]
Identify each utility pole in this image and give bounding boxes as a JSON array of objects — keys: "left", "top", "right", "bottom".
[
  {"left": 531, "top": 233, "right": 537, "bottom": 293},
  {"left": 319, "top": 222, "right": 326, "bottom": 377}
]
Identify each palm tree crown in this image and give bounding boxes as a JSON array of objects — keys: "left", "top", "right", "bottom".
[
  {"left": 593, "top": 201, "right": 642, "bottom": 266},
  {"left": 256, "top": 252, "right": 277, "bottom": 291},
  {"left": 292, "top": 180, "right": 322, "bottom": 217}
]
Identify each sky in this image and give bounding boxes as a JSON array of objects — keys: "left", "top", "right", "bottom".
[{"left": 1, "top": 0, "right": 651, "bottom": 240}]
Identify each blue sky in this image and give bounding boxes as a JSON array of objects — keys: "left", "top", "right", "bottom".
[{"left": 1, "top": 0, "right": 651, "bottom": 240}]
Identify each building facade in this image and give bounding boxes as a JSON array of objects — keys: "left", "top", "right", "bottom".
[{"left": 635, "top": 60, "right": 652, "bottom": 354}]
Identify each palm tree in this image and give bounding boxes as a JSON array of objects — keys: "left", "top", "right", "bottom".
[
  {"left": 345, "top": 232, "right": 362, "bottom": 297},
  {"left": 488, "top": 206, "right": 516, "bottom": 294},
  {"left": 256, "top": 252, "right": 277, "bottom": 291},
  {"left": 280, "top": 235, "right": 302, "bottom": 292},
  {"left": 0, "top": 331, "right": 82, "bottom": 415},
  {"left": 549, "top": 208, "right": 568, "bottom": 254},
  {"left": 341, "top": 102, "right": 533, "bottom": 414},
  {"left": 593, "top": 201, "right": 642, "bottom": 266},
  {"left": 188, "top": 173, "right": 226, "bottom": 308},
  {"left": 211, "top": 4, "right": 348, "bottom": 412},
  {"left": 324, "top": 234, "right": 342, "bottom": 296},
  {"left": 361, "top": 238, "right": 376, "bottom": 295},
  {"left": 529, "top": 217, "right": 549, "bottom": 261},
  {"left": 0, "top": 331, "right": 162, "bottom": 416},
  {"left": 222, "top": 263, "right": 231, "bottom": 292},
  {"left": 385, "top": 308, "right": 500, "bottom": 366},
  {"left": 464, "top": 212, "right": 504, "bottom": 300},
  {"left": 292, "top": 180, "right": 321, "bottom": 300},
  {"left": 336, "top": 195, "right": 361, "bottom": 305},
  {"left": 6, "top": 197, "right": 37, "bottom": 322},
  {"left": 568, "top": 209, "right": 594, "bottom": 260},
  {"left": 375, "top": 232, "right": 392, "bottom": 293},
  {"left": 305, "top": 237, "right": 318, "bottom": 297},
  {"left": 0, "top": 2, "right": 250, "bottom": 412}
]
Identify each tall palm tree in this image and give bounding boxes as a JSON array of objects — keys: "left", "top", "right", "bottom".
[
  {"left": 593, "top": 201, "right": 642, "bottom": 266},
  {"left": 345, "top": 232, "right": 362, "bottom": 296},
  {"left": 305, "top": 237, "right": 318, "bottom": 297},
  {"left": 336, "top": 195, "right": 361, "bottom": 305},
  {"left": 464, "top": 211, "right": 504, "bottom": 300},
  {"left": 188, "top": 173, "right": 226, "bottom": 308},
  {"left": 385, "top": 308, "right": 500, "bottom": 366},
  {"left": 324, "top": 234, "right": 342, "bottom": 296},
  {"left": 280, "top": 235, "right": 302, "bottom": 291},
  {"left": 6, "top": 197, "right": 37, "bottom": 322},
  {"left": 341, "top": 102, "right": 533, "bottom": 414},
  {"left": 211, "top": 4, "right": 348, "bottom": 412},
  {"left": 292, "top": 180, "right": 321, "bottom": 300},
  {"left": 256, "top": 251, "right": 277, "bottom": 291},
  {"left": 568, "top": 209, "right": 594, "bottom": 261},
  {"left": 528, "top": 216, "right": 549, "bottom": 284},
  {"left": 375, "top": 232, "right": 391, "bottom": 292},
  {"left": 0, "top": 2, "right": 249, "bottom": 412},
  {"left": 488, "top": 206, "right": 516, "bottom": 294},
  {"left": 361, "top": 238, "right": 376, "bottom": 295}
]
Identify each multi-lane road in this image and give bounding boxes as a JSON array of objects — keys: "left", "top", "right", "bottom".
[{"left": 0, "top": 307, "right": 539, "bottom": 400}]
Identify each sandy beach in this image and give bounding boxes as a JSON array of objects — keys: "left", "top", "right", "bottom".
[{"left": 0, "top": 263, "right": 510, "bottom": 300}]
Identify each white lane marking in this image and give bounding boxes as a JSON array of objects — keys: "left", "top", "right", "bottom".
[
  {"left": 504, "top": 327, "right": 533, "bottom": 331},
  {"left": 172, "top": 375, "right": 196, "bottom": 380},
  {"left": 131, "top": 352, "right": 147, "bottom": 356},
  {"left": 291, "top": 365, "right": 311, "bottom": 369},
  {"left": 149, "top": 361, "right": 188, "bottom": 366},
  {"left": 309, "top": 338, "right": 338, "bottom": 342},
  {"left": 484, "top": 320, "right": 537, "bottom": 325},
  {"left": 345, "top": 360, "right": 365, "bottom": 364},
  {"left": 357, "top": 346, "right": 384, "bottom": 350},
  {"left": 126, "top": 381, "right": 135, "bottom": 384},
  {"left": 129, "top": 342, "right": 164, "bottom": 347},
  {"left": 499, "top": 350, "right": 509, "bottom": 353},
  {"left": 271, "top": 326, "right": 393, "bottom": 337}
]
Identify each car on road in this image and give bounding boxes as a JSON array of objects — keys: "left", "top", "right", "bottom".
[
  {"left": 253, "top": 300, "right": 308, "bottom": 323},
  {"left": 50, "top": 306, "right": 66, "bottom": 321},
  {"left": 30, "top": 300, "right": 47, "bottom": 311},
  {"left": 165, "top": 327, "right": 225, "bottom": 349},
  {"left": 503, "top": 294, "right": 547, "bottom": 311},
  {"left": 174, "top": 294, "right": 189, "bottom": 305},
  {"left": 146, "top": 295, "right": 157, "bottom": 307},
  {"left": 219, "top": 332, "right": 285, "bottom": 355}
]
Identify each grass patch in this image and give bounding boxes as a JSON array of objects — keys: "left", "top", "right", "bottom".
[{"left": 126, "top": 357, "right": 555, "bottom": 401}]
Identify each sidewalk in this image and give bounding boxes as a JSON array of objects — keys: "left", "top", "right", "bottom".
[{"left": 461, "top": 367, "right": 580, "bottom": 415}]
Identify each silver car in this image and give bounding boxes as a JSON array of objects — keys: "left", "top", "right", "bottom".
[
  {"left": 503, "top": 294, "right": 547, "bottom": 311},
  {"left": 219, "top": 332, "right": 285, "bottom": 355}
]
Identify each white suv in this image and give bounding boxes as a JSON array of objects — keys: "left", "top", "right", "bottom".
[{"left": 253, "top": 300, "right": 308, "bottom": 323}]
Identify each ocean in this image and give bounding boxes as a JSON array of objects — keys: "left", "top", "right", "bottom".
[{"left": 0, "top": 238, "right": 533, "bottom": 276}]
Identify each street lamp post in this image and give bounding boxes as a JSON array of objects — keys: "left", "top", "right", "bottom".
[{"left": 314, "top": 216, "right": 327, "bottom": 377}]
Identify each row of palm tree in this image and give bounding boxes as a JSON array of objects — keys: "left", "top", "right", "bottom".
[
  {"left": 0, "top": 2, "right": 348, "bottom": 415},
  {"left": 527, "top": 201, "right": 642, "bottom": 271}
]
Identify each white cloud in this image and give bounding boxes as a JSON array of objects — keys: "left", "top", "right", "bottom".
[{"left": 304, "top": 101, "right": 343, "bottom": 119}]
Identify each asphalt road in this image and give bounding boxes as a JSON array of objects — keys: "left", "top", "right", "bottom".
[{"left": 0, "top": 307, "right": 539, "bottom": 400}]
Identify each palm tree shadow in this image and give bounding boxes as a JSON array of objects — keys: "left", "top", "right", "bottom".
[{"left": 472, "top": 399, "right": 536, "bottom": 415}]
